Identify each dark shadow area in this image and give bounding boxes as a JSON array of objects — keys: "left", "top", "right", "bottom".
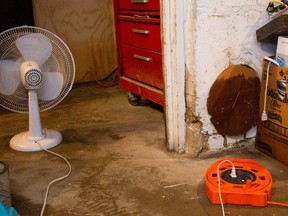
[{"left": 0, "top": 0, "right": 34, "bottom": 33}]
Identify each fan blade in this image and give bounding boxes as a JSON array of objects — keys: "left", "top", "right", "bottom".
[
  {"left": 0, "top": 60, "right": 21, "bottom": 95},
  {"left": 38, "top": 72, "right": 63, "bottom": 100},
  {"left": 16, "top": 33, "right": 52, "bottom": 65}
]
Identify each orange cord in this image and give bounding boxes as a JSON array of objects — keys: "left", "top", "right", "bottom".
[
  {"left": 76, "top": 69, "right": 118, "bottom": 87},
  {"left": 268, "top": 201, "right": 288, "bottom": 207}
]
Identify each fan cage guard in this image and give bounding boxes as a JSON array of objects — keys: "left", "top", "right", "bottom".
[
  {"left": 205, "top": 158, "right": 272, "bottom": 207},
  {"left": 0, "top": 26, "right": 75, "bottom": 113}
]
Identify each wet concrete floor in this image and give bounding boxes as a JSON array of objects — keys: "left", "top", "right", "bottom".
[{"left": 0, "top": 83, "right": 288, "bottom": 216}]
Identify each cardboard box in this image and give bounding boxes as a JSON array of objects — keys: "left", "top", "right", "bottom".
[
  {"left": 256, "top": 59, "right": 288, "bottom": 165},
  {"left": 276, "top": 36, "right": 288, "bottom": 66}
]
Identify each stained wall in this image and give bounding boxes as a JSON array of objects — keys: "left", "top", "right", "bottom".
[{"left": 185, "top": 0, "right": 277, "bottom": 154}]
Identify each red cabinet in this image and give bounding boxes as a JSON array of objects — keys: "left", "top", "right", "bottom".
[
  {"left": 120, "top": 22, "right": 161, "bottom": 52},
  {"left": 119, "top": 0, "right": 160, "bottom": 11},
  {"left": 113, "top": 0, "right": 164, "bottom": 106}
]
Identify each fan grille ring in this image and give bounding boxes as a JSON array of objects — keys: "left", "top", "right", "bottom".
[{"left": 0, "top": 26, "right": 75, "bottom": 113}]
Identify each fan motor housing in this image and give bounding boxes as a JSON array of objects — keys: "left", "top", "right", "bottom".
[
  {"left": 205, "top": 158, "right": 272, "bottom": 206},
  {"left": 21, "top": 61, "right": 42, "bottom": 90}
]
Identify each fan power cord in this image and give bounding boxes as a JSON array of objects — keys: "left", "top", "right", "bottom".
[
  {"left": 76, "top": 69, "right": 118, "bottom": 87},
  {"left": 217, "top": 160, "right": 237, "bottom": 216},
  {"left": 35, "top": 141, "right": 72, "bottom": 216}
]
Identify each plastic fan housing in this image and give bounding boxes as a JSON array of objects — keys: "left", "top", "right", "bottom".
[
  {"left": 0, "top": 26, "right": 75, "bottom": 113},
  {"left": 0, "top": 26, "right": 75, "bottom": 152},
  {"left": 205, "top": 158, "right": 272, "bottom": 207}
]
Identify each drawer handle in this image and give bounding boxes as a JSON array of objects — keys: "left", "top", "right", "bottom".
[
  {"left": 133, "top": 54, "right": 152, "bottom": 62},
  {"left": 132, "top": 28, "right": 150, "bottom": 35},
  {"left": 131, "top": 0, "right": 149, "bottom": 3}
]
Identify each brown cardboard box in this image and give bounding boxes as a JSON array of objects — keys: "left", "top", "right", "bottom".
[{"left": 256, "top": 59, "right": 288, "bottom": 165}]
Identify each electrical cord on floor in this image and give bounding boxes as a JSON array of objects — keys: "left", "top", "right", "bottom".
[
  {"left": 35, "top": 141, "right": 72, "bottom": 216},
  {"left": 217, "top": 160, "right": 237, "bottom": 216},
  {"left": 268, "top": 201, "right": 288, "bottom": 207},
  {"left": 76, "top": 69, "right": 118, "bottom": 87}
]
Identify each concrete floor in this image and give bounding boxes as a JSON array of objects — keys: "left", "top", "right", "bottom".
[{"left": 0, "top": 83, "right": 288, "bottom": 216}]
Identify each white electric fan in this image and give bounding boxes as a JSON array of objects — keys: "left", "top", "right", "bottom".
[{"left": 0, "top": 26, "right": 75, "bottom": 152}]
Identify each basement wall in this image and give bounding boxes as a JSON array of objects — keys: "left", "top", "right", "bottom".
[{"left": 185, "top": 0, "right": 277, "bottom": 155}]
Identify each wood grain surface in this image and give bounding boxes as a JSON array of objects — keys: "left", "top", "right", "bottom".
[
  {"left": 32, "top": 0, "right": 117, "bottom": 83},
  {"left": 207, "top": 65, "right": 260, "bottom": 136}
]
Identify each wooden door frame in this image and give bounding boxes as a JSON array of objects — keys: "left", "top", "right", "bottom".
[{"left": 161, "top": 0, "right": 186, "bottom": 153}]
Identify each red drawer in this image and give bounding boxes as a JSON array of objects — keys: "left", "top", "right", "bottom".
[
  {"left": 122, "top": 45, "right": 163, "bottom": 89},
  {"left": 120, "top": 21, "right": 161, "bottom": 52},
  {"left": 119, "top": 0, "right": 160, "bottom": 11}
]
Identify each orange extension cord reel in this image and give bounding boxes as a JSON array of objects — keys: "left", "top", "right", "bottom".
[{"left": 205, "top": 158, "right": 272, "bottom": 207}]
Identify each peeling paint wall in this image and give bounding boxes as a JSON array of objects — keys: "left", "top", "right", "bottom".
[{"left": 186, "top": 0, "right": 277, "bottom": 153}]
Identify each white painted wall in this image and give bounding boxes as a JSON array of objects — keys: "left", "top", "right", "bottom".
[{"left": 191, "top": 0, "right": 277, "bottom": 151}]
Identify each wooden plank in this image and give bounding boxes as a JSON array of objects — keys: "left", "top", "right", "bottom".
[
  {"left": 256, "top": 14, "right": 288, "bottom": 43},
  {"left": 207, "top": 65, "right": 260, "bottom": 136},
  {"left": 32, "top": 0, "right": 117, "bottom": 83}
]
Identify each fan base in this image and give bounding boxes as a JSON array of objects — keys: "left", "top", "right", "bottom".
[{"left": 10, "top": 129, "right": 62, "bottom": 152}]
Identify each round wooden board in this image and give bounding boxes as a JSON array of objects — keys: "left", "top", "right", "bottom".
[{"left": 207, "top": 65, "right": 260, "bottom": 136}]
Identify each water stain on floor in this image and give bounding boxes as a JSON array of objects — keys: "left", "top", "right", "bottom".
[{"left": 1, "top": 84, "right": 288, "bottom": 216}]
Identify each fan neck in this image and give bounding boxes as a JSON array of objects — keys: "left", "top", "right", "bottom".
[{"left": 28, "top": 91, "right": 45, "bottom": 140}]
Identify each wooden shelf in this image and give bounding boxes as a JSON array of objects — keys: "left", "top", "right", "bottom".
[{"left": 256, "top": 14, "right": 288, "bottom": 43}]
